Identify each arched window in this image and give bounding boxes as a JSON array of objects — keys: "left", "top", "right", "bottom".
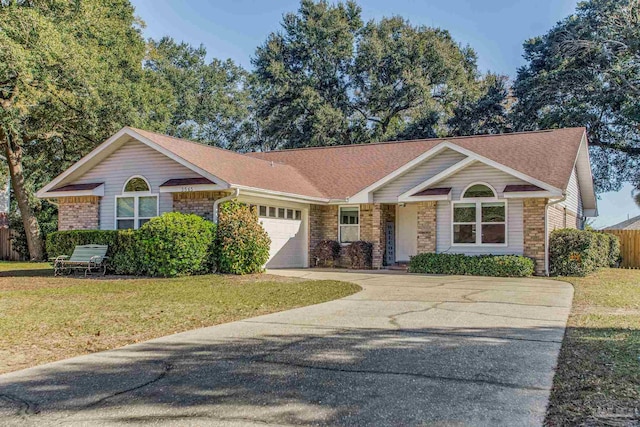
[
  {"left": 116, "top": 176, "right": 158, "bottom": 229},
  {"left": 462, "top": 183, "right": 496, "bottom": 199},
  {"left": 453, "top": 182, "right": 506, "bottom": 246}
]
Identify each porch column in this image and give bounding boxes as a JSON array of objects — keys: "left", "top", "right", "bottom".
[
  {"left": 417, "top": 201, "right": 437, "bottom": 253},
  {"left": 523, "top": 198, "right": 547, "bottom": 275}
]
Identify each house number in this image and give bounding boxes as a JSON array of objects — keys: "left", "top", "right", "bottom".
[{"left": 181, "top": 186, "right": 195, "bottom": 192}]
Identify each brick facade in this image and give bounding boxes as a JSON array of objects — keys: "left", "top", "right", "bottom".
[
  {"left": 172, "top": 191, "right": 227, "bottom": 221},
  {"left": 523, "top": 198, "right": 547, "bottom": 275},
  {"left": 58, "top": 196, "right": 100, "bottom": 231},
  {"left": 309, "top": 205, "right": 338, "bottom": 267},
  {"left": 416, "top": 201, "right": 437, "bottom": 253}
]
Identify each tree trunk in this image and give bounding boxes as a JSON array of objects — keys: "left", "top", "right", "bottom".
[{"left": 1, "top": 130, "right": 44, "bottom": 260}]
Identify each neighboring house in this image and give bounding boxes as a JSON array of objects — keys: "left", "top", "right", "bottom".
[
  {"left": 604, "top": 215, "right": 640, "bottom": 230},
  {"left": 37, "top": 127, "right": 597, "bottom": 275}
]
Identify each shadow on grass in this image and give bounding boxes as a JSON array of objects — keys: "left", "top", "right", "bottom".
[
  {"left": 0, "top": 325, "right": 566, "bottom": 425},
  {"left": 545, "top": 326, "right": 640, "bottom": 427},
  {"left": 0, "top": 269, "right": 54, "bottom": 278}
]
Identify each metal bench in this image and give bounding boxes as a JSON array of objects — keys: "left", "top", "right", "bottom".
[{"left": 51, "top": 245, "right": 109, "bottom": 277}]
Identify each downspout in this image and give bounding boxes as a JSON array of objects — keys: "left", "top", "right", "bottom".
[
  {"left": 544, "top": 194, "right": 567, "bottom": 276},
  {"left": 213, "top": 188, "right": 240, "bottom": 224}
]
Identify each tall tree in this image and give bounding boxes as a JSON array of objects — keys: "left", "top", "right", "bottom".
[
  {"left": 511, "top": 0, "right": 640, "bottom": 193},
  {"left": 145, "top": 37, "right": 254, "bottom": 151},
  {"left": 253, "top": 0, "right": 362, "bottom": 149},
  {"left": 448, "top": 73, "right": 511, "bottom": 136},
  {"left": 0, "top": 0, "right": 169, "bottom": 259},
  {"left": 252, "top": 0, "right": 485, "bottom": 149},
  {"left": 352, "top": 17, "right": 478, "bottom": 140}
]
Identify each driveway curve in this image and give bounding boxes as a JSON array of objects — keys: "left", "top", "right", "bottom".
[{"left": 0, "top": 270, "right": 573, "bottom": 426}]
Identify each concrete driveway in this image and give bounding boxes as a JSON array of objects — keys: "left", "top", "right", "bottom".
[{"left": 0, "top": 270, "right": 573, "bottom": 426}]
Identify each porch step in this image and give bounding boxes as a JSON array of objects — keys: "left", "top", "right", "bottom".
[{"left": 387, "top": 263, "right": 409, "bottom": 271}]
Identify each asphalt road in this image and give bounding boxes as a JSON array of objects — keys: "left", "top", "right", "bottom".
[{"left": 0, "top": 270, "right": 573, "bottom": 426}]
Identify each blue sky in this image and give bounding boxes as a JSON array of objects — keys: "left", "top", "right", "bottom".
[{"left": 129, "top": 0, "right": 639, "bottom": 228}]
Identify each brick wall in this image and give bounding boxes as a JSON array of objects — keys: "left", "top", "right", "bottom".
[
  {"left": 309, "top": 205, "right": 338, "bottom": 266},
  {"left": 172, "top": 191, "right": 227, "bottom": 221},
  {"left": 523, "top": 198, "right": 547, "bottom": 275},
  {"left": 58, "top": 196, "right": 100, "bottom": 230},
  {"left": 360, "top": 204, "right": 385, "bottom": 269},
  {"left": 417, "top": 201, "right": 437, "bottom": 253}
]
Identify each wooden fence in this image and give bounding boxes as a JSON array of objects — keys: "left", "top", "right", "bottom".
[
  {"left": 0, "top": 228, "right": 21, "bottom": 261},
  {"left": 603, "top": 229, "right": 640, "bottom": 269}
]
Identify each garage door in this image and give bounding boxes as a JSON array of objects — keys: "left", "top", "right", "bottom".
[{"left": 250, "top": 203, "right": 308, "bottom": 269}]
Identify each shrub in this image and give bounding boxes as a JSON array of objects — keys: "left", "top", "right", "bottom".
[
  {"left": 312, "top": 240, "right": 341, "bottom": 267},
  {"left": 216, "top": 201, "right": 270, "bottom": 274},
  {"left": 606, "top": 233, "right": 621, "bottom": 267},
  {"left": 344, "top": 241, "right": 372, "bottom": 269},
  {"left": 408, "top": 253, "right": 534, "bottom": 277},
  {"left": 549, "top": 229, "right": 619, "bottom": 276},
  {"left": 46, "top": 230, "right": 120, "bottom": 260},
  {"left": 135, "top": 213, "right": 216, "bottom": 277}
]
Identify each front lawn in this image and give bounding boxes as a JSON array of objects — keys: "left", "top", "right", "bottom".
[
  {"left": 546, "top": 268, "right": 640, "bottom": 426},
  {"left": 0, "top": 262, "right": 360, "bottom": 374}
]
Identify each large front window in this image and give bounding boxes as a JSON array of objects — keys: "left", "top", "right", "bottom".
[
  {"left": 339, "top": 206, "right": 359, "bottom": 243},
  {"left": 116, "top": 176, "right": 158, "bottom": 229},
  {"left": 453, "top": 183, "right": 506, "bottom": 245}
]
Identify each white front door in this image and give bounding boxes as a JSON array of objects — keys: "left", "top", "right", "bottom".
[{"left": 396, "top": 204, "right": 418, "bottom": 262}]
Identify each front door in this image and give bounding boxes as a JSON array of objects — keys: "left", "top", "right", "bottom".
[{"left": 396, "top": 204, "right": 418, "bottom": 262}]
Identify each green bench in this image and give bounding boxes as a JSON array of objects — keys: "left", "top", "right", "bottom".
[{"left": 51, "top": 245, "right": 109, "bottom": 277}]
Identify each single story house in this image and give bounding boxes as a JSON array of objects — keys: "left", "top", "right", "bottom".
[
  {"left": 604, "top": 215, "right": 640, "bottom": 230},
  {"left": 37, "top": 127, "right": 597, "bottom": 275}
]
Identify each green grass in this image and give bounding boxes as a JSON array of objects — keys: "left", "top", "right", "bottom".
[
  {"left": 0, "top": 262, "right": 360, "bottom": 374},
  {"left": 545, "top": 269, "right": 640, "bottom": 426}
]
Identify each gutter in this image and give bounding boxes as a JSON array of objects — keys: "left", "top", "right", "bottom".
[
  {"left": 213, "top": 188, "right": 240, "bottom": 223},
  {"left": 544, "top": 194, "right": 567, "bottom": 276}
]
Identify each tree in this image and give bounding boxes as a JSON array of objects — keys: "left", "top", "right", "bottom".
[
  {"left": 145, "top": 37, "right": 254, "bottom": 151},
  {"left": 252, "top": 0, "right": 485, "bottom": 149},
  {"left": 448, "top": 73, "right": 511, "bottom": 136},
  {"left": 0, "top": 0, "right": 169, "bottom": 259},
  {"left": 352, "top": 17, "right": 479, "bottom": 140},
  {"left": 252, "top": 0, "right": 362, "bottom": 149},
  {"left": 511, "top": 0, "right": 640, "bottom": 193}
]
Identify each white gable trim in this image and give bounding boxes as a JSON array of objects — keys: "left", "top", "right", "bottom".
[
  {"left": 37, "top": 127, "right": 231, "bottom": 198},
  {"left": 348, "top": 141, "right": 564, "bottom": 203},
  {"left": 574, "top": 132, "right": 598, "bottom": 216},
  {"left": 398, "top": 157, "right": 477, "bottom": 201},
  {"left": 347, "top": 144, "right": 454, "bottom": 203}
]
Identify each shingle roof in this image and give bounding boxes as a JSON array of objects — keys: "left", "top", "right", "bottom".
[
  {"left": 130, "top": 128, "right": 326, "bottom": 199},
  {"left": 160, "top": 177, "right": 215, "bottom": 187},
  {"left": 131, "top": 127, "right": 585, "bottom": 200},
  {"left": 53, "top": 183, "right": 103, "bottom": 192},
  {"left": 503, "top": 184, "right": 546, "bottom": 193},
  {"left": 604, "top": 215, "right": 640, "bottom": 230},
  {"left": 248, "top": 128, "right": 585, "bottom": 199},
  {"left": 411, "top": 187, "right": 452, "bottom": 197}
]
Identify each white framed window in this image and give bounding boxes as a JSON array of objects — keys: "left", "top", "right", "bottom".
[
  {"left": 256, "top": 204, "right": 302, "bottom": 221},
  {"left": 339, "top": 206, "right": 359, "bottom": 244},
  {"left": 452, "top": 183, "right": 506, "bottom": 246},
  {"left": 116, "top": 176, "right": 158, "bottom": 230}
]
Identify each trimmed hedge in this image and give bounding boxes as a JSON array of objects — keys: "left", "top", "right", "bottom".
[
  {"left": 408, "top": 253, "right": 534, "bottom": 277},
  {"left": 312, "top": 240, "right": 341, "bottom": 267},
  {"left": 549, "top": 229, "right": 621, "bottom": 276},
  {"left": 216, "top": 201, "right": 271, "bottom": 275},
  {"left": 46, "top": 213, "right": 217, "bottom": 277},
  {"left": 344, "top": 241, "right": 373, "bottom": 269},
  {"left": 136, "top": 213, "right": 216, "bottom": 277}
]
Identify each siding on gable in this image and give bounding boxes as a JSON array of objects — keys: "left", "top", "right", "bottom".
[
  {"left": 434, "top": 162, "right": 529, "bottom": 256},
  {"left": 373, "top": 149, "right": 466, "bottom": 202},
  {"left": 71, "top": 139, "right": 203, "bottom": 230},
  {"left": 561, "top": 166, "right": 582, "bottom": 217}
]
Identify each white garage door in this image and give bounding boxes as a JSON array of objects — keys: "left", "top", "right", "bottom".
[{"left": 240, "top": 198, "right": 309, "bottom": 269}]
